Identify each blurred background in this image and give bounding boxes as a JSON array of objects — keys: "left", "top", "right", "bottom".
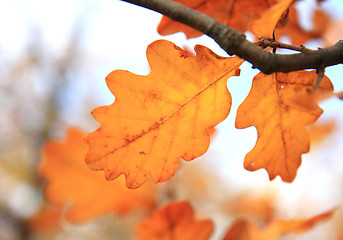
[{"left": 0, "top": 0, "right": 343, "bottom": 239}]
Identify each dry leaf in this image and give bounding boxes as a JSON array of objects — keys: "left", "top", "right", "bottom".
[
  {"left": 136, "top": 201, "right": 213, "bottom": 240},
  {"left": 223, "top": 209, "right": 335, "bottom": 240},
  {"left": 336, "top": 91, "right": 343, "bottom": 100},
  {"left": 231, "top": 193, "right": 275, "bottom": 223},
  {"left": 157, "top": 0, "right": 313, "bottom": 45},
  {"left": 28, "top": 206, "right": 63, "bottom": 232},
  {"left": 86, "top": 40, "right": 243, "bottom": 189},
  {"left": 158, "top": 0, "right": 278, "bottom": 38},
  {"left": 40, "top": 128, "right": 156, "bottom": 223},
  {"left": 235, "top": 71, "right": 333, "bottom": 182},
  {"left": 309, "top": 120, "right": 337, "bottom": 145},
  {"left": 311, "top": 9, "right": 331, "bottom": 36},
  {"left": 275, "top": 7, "right": 327, "bottom": 45},
  {"left": 249, "top": 0, "right": 294, "bottom": 39}
]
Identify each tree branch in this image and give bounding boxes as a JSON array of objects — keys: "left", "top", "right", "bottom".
[{"left": 121, "top": 0, "right": 343, "bottom": 74}]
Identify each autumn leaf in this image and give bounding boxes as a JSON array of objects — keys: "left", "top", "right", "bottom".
[
  {"left": 336, "top": 91, "right": 343, "bottom": 100},
  {"left": 250, "top": 1, "right": 327, "bottom": 45},
  {"left": 311, "top": 9, "right": 331, "bottom": 36},
  {"left": 39, "top": 128, "right": 156, "bottom": 223},
  {"left": 158, "top": 0, "right": 279, "bottom": 38},
  {"left": 309, "top": 120, "right": 337, "bottom": 145},
  {"left": 274, "top": 7, "right": 323, "bottom": 45},
  {"left": 28, "top": 206, "right": 63, "bottom": 232},
  {"left": 249, "top": 0, "right": 294, "bottom": 39},
  {"left": 321, "top": 14, "right": 342, "bottom": 47},
  {"left": 136, "top": 201, "right": 213, "bottom": 240},
  {"left": 250, "top": 3, "right": 332, "bottom": 46},
  {"left": 230, "top": 193, "right": 275, "bottom": 223},
  {"left": 86, "top": 40, "right": 242, "bottom": 189},
  {"left": 235, "top": 71, "right": 333, "bottom": 182},
  {"left": 222, "top": 209, "right": 335, "bottom": 240}
]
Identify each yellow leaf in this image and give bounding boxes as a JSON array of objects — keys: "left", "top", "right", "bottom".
[
  {"left": 235, "top": 71, "right": 333, "bottom": 182},
  {"left": 86, "top": 40, "right": 243, "bottom": 188}
]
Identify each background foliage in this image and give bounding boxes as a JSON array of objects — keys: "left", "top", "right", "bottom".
[{"left": 0, "top": 0, "right": 343, "bottom": 239}]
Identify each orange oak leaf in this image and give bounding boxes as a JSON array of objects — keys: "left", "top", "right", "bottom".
[
  {"left": 222, "top": 209, "right": 335, "bottom": 240},
  {"left": 39, "top": 128, "right": 156, "bottom": 223},
  {"left": 157, "top": 0, "right": 278, "bottom": 38},
  {"left": 86, "top": 40, "right": 243, "bottom": 189},
  {"left": 290, "top": 84, "right": 333, "bottom": 110},
  {"left": 249, "top": 0, "right": 294, "bottom": 39},
  {"left": 274, "top": 7, "right": 323, "bottom": 45},
  {"left": 136, "top": 201, "right": 213, "bottom": 240},
  {"left": 158, "top": 0, "right": 314, "bottom": 45},
  {"left": 235, "top": 71, "right": 333, "bottom": 182}
]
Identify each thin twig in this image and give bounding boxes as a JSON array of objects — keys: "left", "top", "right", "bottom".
[{"left": 256, "top": 38, "right": 315, "bottom": 53}]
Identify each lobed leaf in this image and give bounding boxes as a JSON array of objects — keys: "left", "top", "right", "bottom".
[
  {"left": 235, "top": 71, "right": 333, "bottom": 182},
  {"left": 86, "top": 40, "right": 242, "bottom": 189}
]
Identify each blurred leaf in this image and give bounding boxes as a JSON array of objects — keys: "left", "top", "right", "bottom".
[
  {"left": 309, "top": 120, "right": 337, "bottom": 145},
  {"left": 249, "top": 0, "right": 293, "bottom": 39},
  {"left": 222, "top": 209, "right": 335, "bottom": 240},
  {"left": 40, "top": 128, "right": 156, "bottom": 223},
  {"left": 158, "top": 0, "right": 279, "bottom": 38},
  {"left": 136, "top": 201, "right": 213, "bottom": 240}
]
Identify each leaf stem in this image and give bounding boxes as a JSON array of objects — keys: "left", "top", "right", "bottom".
[{"left": 311, "top": 66, "right": 325, "bottom": 92}]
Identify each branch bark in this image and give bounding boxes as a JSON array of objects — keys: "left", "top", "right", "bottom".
[{"left": 121, "top": 0, "right": 343, "bottom": 74}]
